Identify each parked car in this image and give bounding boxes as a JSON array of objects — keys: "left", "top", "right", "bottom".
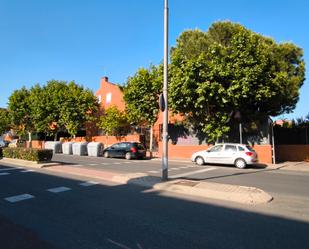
[
  {"left": 191, "top": 143, "right": 258, "bottom": 169},
  {"left": 103, "top": 142, "right": 146, "bottom": 160}
]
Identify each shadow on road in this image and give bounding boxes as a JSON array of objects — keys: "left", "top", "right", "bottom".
[{"left": 0, "top": 162, "right": 308, "bottom": 249}]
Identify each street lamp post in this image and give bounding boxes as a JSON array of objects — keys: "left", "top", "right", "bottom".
[{"left": 162, "top": 0, "right": 169, "bottom": 181}]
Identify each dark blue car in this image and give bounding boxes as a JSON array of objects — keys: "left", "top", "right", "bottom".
[{"left": 103, "top": 142, "right": 146, "bottom": 160}]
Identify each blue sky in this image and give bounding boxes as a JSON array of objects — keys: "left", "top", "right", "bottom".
[{"left": 0, "top": 0, "right": 308, "bottom": 119}]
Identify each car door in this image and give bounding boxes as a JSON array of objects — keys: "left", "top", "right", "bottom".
[
  {"left": 108, "top": 143, "right": 120, "bottom": 157},
  {"left": 221, "top": 145, "right": 237, "bottom": 164},
  {"left": 118, "top": 142, "right": 128, "bottom": 158},
  {"left": 204, "top": 145, "right": 223, "bottom": 163}
]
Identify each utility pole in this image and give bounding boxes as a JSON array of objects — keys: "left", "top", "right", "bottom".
[{"left": 162, "top": 0, "right": 169, "bottom": 181}]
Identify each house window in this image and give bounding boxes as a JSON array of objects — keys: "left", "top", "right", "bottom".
[
  {"left": 97, "top": 95, "right": 102, "bottom": 103},
  {"left": 106, "top": 93, "right": 112, "bottom": 104}
]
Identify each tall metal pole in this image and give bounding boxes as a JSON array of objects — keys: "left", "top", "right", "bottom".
[
  {"left": 239, "top": 123, "right": 242, "bottom": 144},
  {"left": 162, "top": 0, "right": 169, "bottom": 181},
  {"left": 271, "top": 121, "right": 276, "bottom": 164}
]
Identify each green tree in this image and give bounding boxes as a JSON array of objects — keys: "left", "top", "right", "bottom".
[
  {"left": 123, "top": 65, "right": 162, "bottom": 154},
  {"left": 169, "top": 21, "right": 305, "bottom": 142},
  {"left": 9, "top": 80, "right": 99, "bottom": 141},
  {"left": 98, "top": 106, "right": 129, "bottom": 136},
  {"left": 8, "top": 87, "right": 34, "bottom": 140},
  {"left": 0, "top": 108, "right": 10, "bottom": 135},
  {"left": 59, "top": 81, "right": 99, "bottom": 138}
]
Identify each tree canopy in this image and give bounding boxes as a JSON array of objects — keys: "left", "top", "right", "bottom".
[
  {"left": 98, "top": 106, "right": 128, "bottom": 136},
  {"left": 169, "top": 21, "right": 305, "bottom": 142},
  {"left": 0, "top": 108, "right": 10, "bottom": 135},
  {"left": 8, "top": 80, "right": 99, "bottom": 139},
  {"left": 123, "top": 65, "right": 163, "bottom": 127},
  {"left": 8, "top": 87, "right": 33, "bottom": 136}
]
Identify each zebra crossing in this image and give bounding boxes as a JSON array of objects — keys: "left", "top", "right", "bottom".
[{"left": 0, "top": 166, "right": 100, "bottom": 204}]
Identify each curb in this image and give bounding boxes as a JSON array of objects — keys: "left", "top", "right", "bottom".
[
  {"left": 0, "top": 158, "right": 62, "bottom": 168},
  {"left": 153, "top": 180, "right": 273, "bottom": 205}
]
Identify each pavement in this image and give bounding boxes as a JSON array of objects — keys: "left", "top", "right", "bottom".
[
  {"left": 153, "top": 157, "right": 309, "bottom": 172},
  {"left": 0, "top": 157, "right": 277, "bottom": 205}
]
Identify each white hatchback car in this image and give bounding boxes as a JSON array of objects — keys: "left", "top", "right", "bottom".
[{"left": 191, "top": 143, "right": 258, "bottom": 169}]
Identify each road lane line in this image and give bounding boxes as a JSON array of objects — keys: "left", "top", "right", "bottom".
[
  {"left": 20, "top": 169, "right": 35, "bottom": 173},
  {"left": 4, "top": 194, "right": 35, "bottom": 203},
  {"left": 79, "top": 181, "right": 99, "bottom": 187},
  {"left": 148, "top": 170, "right": 160, "bottom": 174},
  {"left": 0, "top": 172, "right": 10, "bottom": 176},
  {"left": 47, "top": 187, "right": 71, "bottom": 193},
  {"left": 113, "top": 163, "right": 121, "bottom": 165},
  {"left": 89, "top": 164, "right": 98, "bottom": 166},
  {"left": 170, "top": 167, "right": 216, "bottom": 179},
  {"left": 107, "top": 239, "right": 132, "bottom": 249}
]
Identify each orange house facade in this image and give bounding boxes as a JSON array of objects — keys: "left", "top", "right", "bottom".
[{"left": 90, "top": 77, "right": 274, "bottom": 164}]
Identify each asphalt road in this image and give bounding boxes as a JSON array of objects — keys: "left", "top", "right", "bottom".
[
  {"left": 53, "top": 154, "right": 309, "bottom": 198},
  {"left": 1, "top": 158, "right": 309, "bottom": 249}
]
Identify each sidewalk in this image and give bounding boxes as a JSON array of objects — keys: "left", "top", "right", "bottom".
[
  {"left": 152, "top": 157, "right": 309, "bottom": 172},
  {"left": 266, "top": 161, "right": 309, "bottom": 172}
]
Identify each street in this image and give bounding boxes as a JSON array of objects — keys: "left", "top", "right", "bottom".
[{"left": 0, "top": 156, "right": 309, "bottom": 249}]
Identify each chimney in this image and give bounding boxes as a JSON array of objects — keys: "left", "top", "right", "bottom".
[{"left": 100, "top": 76, "right": 109, "bottom": 89}]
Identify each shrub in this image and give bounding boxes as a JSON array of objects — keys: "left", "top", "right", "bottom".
[{"left": 2, "top": 147, "right": 53, "bottom": 162}]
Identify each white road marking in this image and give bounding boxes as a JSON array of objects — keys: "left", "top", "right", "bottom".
[
  {"left": 0, "top": 168, "right": 20, "bottom": 172},
  {"left": 170, "top": 167, "right": 216, "bottom": 179},
  {"left": 47, "top": 186, "right": 71, "bottom": 193},
  {"left": 107, "top": 239, "right": 132, "bottom": 249},
  {"left": 148, "top": 170, "right": 160, "bottom": 174},
  {"left": 79, "top": 181, "right": 99, "bottom": 187},
  {"left": 113, "top": 163, "right": 121, "bottom": 165},
  {"left": 5, "top": 194, "right": 35, "bottom": 203},
  {"left": 101, "top": 163, "right": 108, "bottom": 165},
  {"left": 170, "top": 168, "right": 181, "bottom": 171},
  {"left": 89, "top": 163, "right": 98, "bottom": 166},
  {"left": 73, "top": 164, "right": 83, "bottom": 167},
  {"left": 0, "top": 172, "right": 10, "bottom": 176},
  {"left": 20, "top": 169, "right": 35, "bottom": 173},
  {"left": 123, "top": 162, "right": 131, "bottom": 164}
]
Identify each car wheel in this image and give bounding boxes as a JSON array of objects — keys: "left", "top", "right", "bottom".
[
  {"left": 234, "top": 158, "right": 246, "bottom": 169},
  {"left": 125, "top": 152, "right": 132, "bottom": 160},
  {"left": 195, "top": 156, "right": 205, "bottom": 166},
  {"left": 103, "top": 151, "right": 109, "bottom": 158}
]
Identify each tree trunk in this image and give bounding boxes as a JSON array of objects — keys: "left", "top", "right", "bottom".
[{"left": 28, "top": 132, "right": 32, "bottom": 148}]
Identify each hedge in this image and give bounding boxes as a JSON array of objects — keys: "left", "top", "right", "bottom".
[{"left": 2, "top": 147, "right": 53, "bottom": 162}]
